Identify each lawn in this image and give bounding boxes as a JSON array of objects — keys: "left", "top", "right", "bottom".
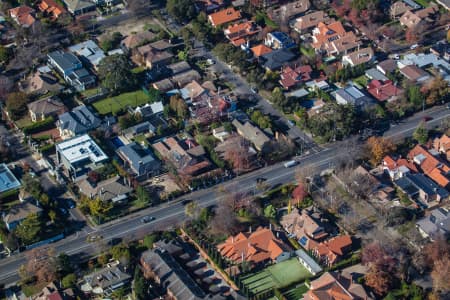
[
  {"left": 92, "top": 90, "right": 151, "bottom": 115},
  {"left": 241, "top": 258, "right": 312, "bottom": 296},
  {"left": 80, "top": 87, "right": 103, "bottom": 98},
  {"left": 413, "top": 0, "right": 430, "bottom": 7},
  {"left": 353, "top": 75, "right": 368, "bottom": 88},
  {"left": 15, "top": 116, "right": 33, "bottom": 129}
]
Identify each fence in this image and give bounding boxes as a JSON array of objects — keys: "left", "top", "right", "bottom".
[{"left": 25, "top": 233, "right": 64, "bottom": 250}]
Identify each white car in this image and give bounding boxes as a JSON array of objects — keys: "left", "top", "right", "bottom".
[{"left": 410, "top": 44, "right": 419, "bottom": 50}]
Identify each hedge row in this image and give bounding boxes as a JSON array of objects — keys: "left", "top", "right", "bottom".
[{"left": 23, "top": 117, "right": 55, "bottom": 135}]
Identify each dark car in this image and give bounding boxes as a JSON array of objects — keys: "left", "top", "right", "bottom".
[
  {"left": 141, "top": 216, "right": 155, "bottom": 223},
  {"left": 181, "top": 199, "right": 192, "bottom": 206},
  {"left": 423, "top": 116, "right": 433, "bottom": 122}
]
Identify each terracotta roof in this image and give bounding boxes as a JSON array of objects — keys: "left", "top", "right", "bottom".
[
  {"left": 408, "top": 144, "right": 450, "bottom": 187},
  {"left": 312, "top": 21, "right": 359, "bottom": 55},
  {"left": 224, "top": 21, "right": 261, "bottom": 45},
  {"left": 9, "top": 6, "right": 35, "bottom": 27},
  {"left": 280, "top": 65, "right": 313, "bottom": 89},
  {"left": 208, "top": 7, "right": 242, "bottom": 27},
  {"left": 294, "top": 11, "right": 328, "bottom": 31},
  {"left": 251, "top": 44, "right": 273, "bottom": 57},
  {"left": 217, "top": 227, "right": 288, "bottom": 264},
  {"left": 383, "top": 155, "right": 397, "bottom": 170},
  {"left": 367, "top": 79, "right": 403, "bottom": 101},
  {"left": 343, "top": 47, "right": 374, "bottom": 66},
  {"left": 399, "top": 10, "right": 422, "bottom": 28},
  {"left": 433, "top": 134, "right": 450, "bottom": 154},
  {"left": 38, "top": 0, "right": 66, "bottom": 19},
  {"left": 429, "top": 168, "right": 450, "bottom": 188},
  {"left": 310, "top": 235, "right": 352, "bottom": 265}
]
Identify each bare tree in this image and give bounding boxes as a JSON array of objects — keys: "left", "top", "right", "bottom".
[{"left": 21, "top": 247, "right": 58, "bottom": 284}]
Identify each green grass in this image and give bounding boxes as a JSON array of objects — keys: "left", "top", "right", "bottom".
[
  {"left": 284, "top": 283, "right": 309, "bottom": 300},
  {"left": 81, "top": 87, "right": 103, "bottom": 98},
  {"left": 15, "top": 116, "right": 33, "bottom": 129},
  {"left": 413, "top": 0, "right": 430, "bottom": 7},
  {"left": 241, "top": 258, "right": 312, "bottom": 295},
  {"left": 133, "top": 134, "right": 149, "bottom": 146},
  {"left": 92, "top": 90, "right": 151, "bottom": 115},
  {"left": 353, "top": 75, "right": 368, "bottom": 88}
]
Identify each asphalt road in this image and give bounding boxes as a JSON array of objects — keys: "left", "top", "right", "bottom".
[{"left": 0, "top": 106, "right": 448, "bottom": 285}]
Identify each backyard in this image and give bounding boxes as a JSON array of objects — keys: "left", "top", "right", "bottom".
[
  {"left": 92, "top": 90, "right": 151, "bottom": 115},
  {"left": 240, "top": 258, "right": 312, "bottom": 296}
]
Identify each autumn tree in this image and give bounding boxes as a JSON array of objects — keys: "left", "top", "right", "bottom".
[
  {"left": 426, "top": 75, "right": 449, "bottom": 106},
  {"left": 21, "top": 247, "right": 58, "bottom": 284},
  {"left": 424, "top": 236, "right": 450, "bottom": 294},
  {"left": 223, "top": 137, "right": 253, "bottom": 172},
  {"left": 210, "top": 201, "right": 241, "bottom": 235},
  {"left": 88, "top": 197, "right": 113, "bottom": 222},
  {"left": 366, "top": 136, "right": 396, "bottom": 166},
  {"left": 169, "top": 95, "right": 188, "bottom": 119},
  {"left": 292, "top": 183, "right": 308, "bottom": 206}
]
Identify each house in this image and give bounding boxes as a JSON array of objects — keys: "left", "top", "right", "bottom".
[
  {"left": 47, "top": 51, "right": 96, "bottom": 91},
  {"left": 120, "top": 31, "right": 157, "bottom": 51},
  {"left": 382, "top": 155, "right": 418, "bottom": 180},
  {"left": 31, "top": 281, "right": 75, "bottom": 300},
  {"left": 267, "top": 0, "right": 311, "bottom": 24},
  {"left": 68, "top": 40, "right": 106, "bottom": 69},
  {"left": 250, "top": 44, "right": 273, "bottom": 58},
  {"left": 0, "top": 163, "right": 21, "bottom": 194},
  {"left": 335, "top": 85, "right": 374, "bottom": 107},
  {"left": 38, "top": 0, "right": 67, "bottom": 19},
  {"left": 293, "top": 11, "right": 331, "bottom": 33},
  {"left": 416, "top": 207, "right": 450, "bottom": 240},
  {"left": 295, "top": 249, "right": 323, "bottom": 276},
  {"left": 212, "top": 126, "right": 230, "bottom": 142},
  {"left": 400, "top": 53, "right": 450, "bottom": 76},
  {"left": 377, "top": 59, "right": 397, "bottom": 75},
  {"left": 123, "top": 121, "right": 156, "bottom": 140},
  {"left": 57, "top": 106, "right": 101, "bottom": 139},
  {"left": 78, "top": 175, "right": 133, "bottom": 204},
  {"left": 196, "top": 0, "right": 226, "bottom": 12},
  {"left": 224, "top": 21, "right": 261, "bottom": 47},
  {"left": 342, "top": 47, "right": 374, "bottom": 67},
  {"left": 399, "top": 65, "right": 431, "bottom": 82},
  {"left": 367, "top": 80, "right": 403, "bottom": 102},
  {"left": 281, "top": 208, "right": 328, "bottom": 247},
  {"left": 190, "top": 93, "right": 236, "bottom": 125},
  {"left": 153, "top": 137, "right": 212, "bottom": 177},
  {"left": 408, "top": 144, "right": 450, "bottom": 189},
  {"left": 304, "top": 271, "right": 372, "bottom": 300},
  {"left": 402, "top": 0, "right": 421, "bottom": 10},
  {"left": 132, "top": 101, "right": 164, "bottom": 120},
  {"left": 365, "top": 68, "right": 389, "bottom": 81},
  {"left": 232, "top": 119, "right": 270, "bottom": 152},
  {"left": 312, "top": 21, "right": 360, "bottom": 56},
  {"left": 433, "top": 134, "right": 450, "bottom": 161},
  {"left": 214, "top": 135, "right": 258, "bottom": 172},
  {"left": 63, "top": 0, "right": 96, "bottom": 15},
  {"left": 395, "top": 173, "right": 449, "bottom": 204},
  {"left": 117, "top": 142, "right": 160, "bottom": 180},
  {"left": 171, "top": 70, "right": 202, "bottom": 88},
  {"left": 9, "top": 6, "right": 35, "bottom": 27},
  {"left": 80, "top": 262, "right": 131, "bottom": 296},
  {"left": 133, "top": 44, "right": 173, "bottom": 69},
  {"left": 141, "top": 249, "right": 206, "bottom": 299},
  {"left": 208, "top": 7, "right": 241, "bottom": 27},
  {"left": 217, "top": 227, "right": 291, "bottom": 265},
  {"left": 27, "top": 96, "right": 67, "bottom": 122},
  {"left": 260, "top": 48, "right": 296, "bottom": 70},
  {"left": 56, "top": 134, "right": 108, "bottom": 181},
  {"left": 250, "top": 0, "right": 280, "bottom": 8},
  {"left": 390, "top": 1, "right": 413, "bottom": 19},
  {"left": 3, "top": 202, "right": 42, "bottom": 231},
  {"left": 399, "top": 5, "right": 437, "bottom": 28},
  {"left": 309, "top": 235, "right": 353, "bottom": 266},
  {"left": 279, "top": 65, "right": 313, "bottom": 89},
  {"left": 430, "top": 42, "right": 450, "bottom": 61},
  {"left": 19, "top": 71, "right": 63, "bottom": 95},
  {"left": 265, "top": 31, "right": 296, "bottom": 50}
]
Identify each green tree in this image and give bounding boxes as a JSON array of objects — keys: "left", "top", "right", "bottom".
[
  {"left": 263, "top": 204, "right": 276, "bottom": 219},
  {"left": 15, "top": 213, "right": 43, "bottom": 245},
  {"left": 136, "top": 185, "right": 152, "bottom": 207},
  {"left": 5, "top": 92, "right": 28, "bottom": 120},
  {"left": 133, "top": 267, "right": 147, "bottom": 300},
  {"left": 110, "top": 244, "right": 130, "bottom": 265},
  {"left": 413, "top": 122, "right": 429, "bottom": 144},
  {"left": 0, "top": 46, "right": 11, "bottom": 64},
  {"left": 57, "top": 253, "right": 73, "bottom": 276},
  {"left": 406, "top": 85, "right": 422, "bottom": 108},
  {"left": 62, "top": 273, "right": 77, "bottom": 288},
  {"left": 166, "top": 0, "right": 196, "bottom": 22},
  {"left": 143, "top": 233, "right": 160, "bottom": 249},
  {"left": 97, "top": 54, "right": 137, "bottom": 94},
  {"left": 89, "top": 197, "right": 112, "bottom": 221}
]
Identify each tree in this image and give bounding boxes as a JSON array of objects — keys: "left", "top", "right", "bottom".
[
  {"left": 0, "top": 46, "right": 11, "bottom": 64},
  {"left": 166, "top": 0, "right": 196, "bottom": 22},
  {"left": 136, "top": 185, "right": 152, "bottom": 207},
  {"left": 210, "top": 199, "right": 242, "bottom": 235},
  {"left": 133, "top": 267, "right": 147, "bottom": 300},
  {"left": 431, "top": 257, "right": 450, "bottom": 293},
  {"left": 5, "top": 92, "right": 28, "bottom": 120},
  {"left": 143, "top": 233, "right": 160, "bottom": 249},
  {"left": 22, "top": 248, "right": 58, "bottom": 284},
  {"left": 426, "top": 75, "right": 449, "bottom": 105},
  {"left": 292, "top": 183, "right": 308, "bottom": 206},
  {"left": 110, "top": 244, "right": 130, "bottom": 266},
  {"left": 57, "top": 253, "right": 73, "bottom": 276},
  {"left": 366, "top": 136, "right": 396, "bottom": 166},
  {"left": 15, "top": 213, "right": 43, "bottom": 245},
  {"left": 62, "top": 273, "right": 76, "bottom": 288},
  {"left": 88, "top": 197, "right": 112, "bottom": 221},
  {"left": 406, "top": 84, "right": 422, "bottom": 108},
  {"left": 97, "top": 54, "right": 137, "bottom": 94},
  {"left": 413, "top": 122, "right": 429, "bottom": 144},
  {"left": 365, "top": 267, "right": 392, "bottom": 296},
  {"left": 263, "top": 204, "right": 276, "bottom": 219},
  {"left": 185, "top": 200, "right": 200, "bottom": 220},
  {"left": 100, "top": 32, "right": 123, "bottom": 52}
]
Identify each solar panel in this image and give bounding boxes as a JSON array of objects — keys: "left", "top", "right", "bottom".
[{"left": 299, "top": 236, "right": 308, "bottom": 246}]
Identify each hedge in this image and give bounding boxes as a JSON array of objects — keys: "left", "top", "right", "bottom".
[
  {"left": 23, "top": 117, "right": 55, "bottom": 135},
  {"left": 39, "top": 144, "right": 55, "bottom": 154}
]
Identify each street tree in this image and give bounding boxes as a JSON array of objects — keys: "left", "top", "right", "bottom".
[
  {"left": 22, "top": 247, "right": 58, "bottom": 284},
  {"left": 366, "top": 136, "right": 396, "bottom": 166},
  {"left": 15, "top": 213, "right": 43, "bottom": 245},
  {"left": 62, "top": 273, "right": 77, "bottom": 288},
  {"left": 413, "top": 122, "right": 429, "bottom": 144},
  {"left": 97, "top": 54, "right": 137, "bottom": 94},
  {"left": 166, "top": 0, "right": 196, "bottom": 22},
  {"left": 185, "top": 200, "right": 200, "bottom": 220}
]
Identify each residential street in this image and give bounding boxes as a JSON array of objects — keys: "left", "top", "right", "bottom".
[{"left": 0, "top": 107, "right": 447, "bottom": 286}]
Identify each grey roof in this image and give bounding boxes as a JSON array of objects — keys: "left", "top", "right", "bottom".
[
  {"left": 27, "top": 96, "right": 66, "bottom": 116},
  {"left": 335, "top": 86, "right": 374, "bottom": 107},
  {"left": 167, "top": 61, "right": 192, "bottom": 76},
  {"left": 78, "top": 176, "right": 133, "bottom": 202},
  {"left": 396, "top": 173, "right": 449, "bottom": 199},
  {"left": 417, "top": 207, "right": 450, "bottom": 237},
  {"left": 82, "top": 265, "right": 131, "bottom": 291},
  {"left": 3, "top": 202, "right": 42, "bottom": 224},
  {"left": 232, "top": 119, "right": 270, "bottom": 151},
  {"left": 68, "top": 40, "right": 106, "bottom": 66},
  {"left": 63, "top": 0, "right": 95, "bottom": 13},
  {"left": 402, "top": 0, "right": 421, "bottom": 9},
  {"left": 295, "top": 249, "right": 323, "bottom": 274},
  {"left": 377, "top": 59, "right": 397, "bottom": 73},
  {"left": 58, "top": 106, "right": 101, "bottom": 135},
  {"left": 125, "top": 121, "right": 156, "bottom": 135},
  {"left": 117, "top": 142, "right": 159, "bottom": 176},
  {"left": 365, "top": 68, "right": 389, "bottom": 81},
  {"left": 141, "top": 249, "right": 206, "bottom": 299},
  {"left": 261, "top": 49, "right": 296, "bottom": 70},
  {"left": 48, "top": 51, "right": 81, "bottom": 72}
]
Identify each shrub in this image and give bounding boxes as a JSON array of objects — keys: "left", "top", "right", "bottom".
[{"left": 23, "top": 117, "right": 55, "bottom": 135}]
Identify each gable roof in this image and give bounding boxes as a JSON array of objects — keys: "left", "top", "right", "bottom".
[
  {"left": 217, "top": 227, "right": 289, "bottom": 263},
  {"left": 117, "top": 142, "right": 159, "bottom": 176},
  {"left": 377, "top": 59, "right": 397, "bottom": 74},
  {"left": 9, "top": 6, "right": 36, "bottom": 27},
  {"left": 399, "top": 65, "right": 430, "bottom": 82},
  {"left": 208, "top": 7, "right": 242, "bottom": 27},
  {"left": 342, "top": 47, "right": 374, "bottom": 66},
  {"left": 4, "top": 202, "right": 42, "bottom": 224},
  {"left": 58, "top": 105, "right": 101, "bottom": 135},
  {"left": 38, "top": 0, "right": 67, "bottom": 18},
  {"left": 294, "top": 11, "right": 329, "bottom": 32},
  {"left": 367, "top": 80, "right": 403, "bottom": 102},
  {"left": 399, "top": 10, "right": 422, "bottom": 28},
  {"left": 27, "top": 96, "right": 67, "bottom": 116},
  {"left": 78, "top": 175, "right": 133, "bottom": 202},
  {"left": 261, "top": 48, "right": 296, "bottom": 70},
  {"left": 251, "top": 44, "right": 273, "bottom": 57},
  {"left": 63, "top": 0, "right": 95, "bottom": 14},
  {"left": 121, "top": 31, "right": 157, "bottom": 50}
]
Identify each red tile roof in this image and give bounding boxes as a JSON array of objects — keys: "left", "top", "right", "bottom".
[
  {"left": 251, "top": 44, "right": 273, "bottom": 57},
  {"left": 310, "top": 235, "right": 352, "bottom": 266},
  {"left": 367, "top": 80, "right": 403, "bottom": 102},
  {"left": 9, "top": 6, "right": 35, "bottom": 27},
  {"left": 408, "top": 144, "right": 450, "bottom": 188},
  {"left": 217, "top": 227, "right": 287, "bottom": 264},
  {"left": 38, "top": 0, "right": 66, "bottom": 19},
  {"left": 280, "top": 65, "right": 313, "bottom": 89},
  {"left": 208, "top": 7, "right": 242, "bottom": 27}
]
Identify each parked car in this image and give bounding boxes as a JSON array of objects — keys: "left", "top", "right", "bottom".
[
  {"left": 86, "top": 235, "right": 102, "bottom": 242},
  {"left": 141, "top": 216, "right": 155, "bottom": 223},
  {"left": 181, "top": 199, "right": 192, "bottom": 206},
  {"left": 423, "top": 116, "right": 433, "bottom": 122}
]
